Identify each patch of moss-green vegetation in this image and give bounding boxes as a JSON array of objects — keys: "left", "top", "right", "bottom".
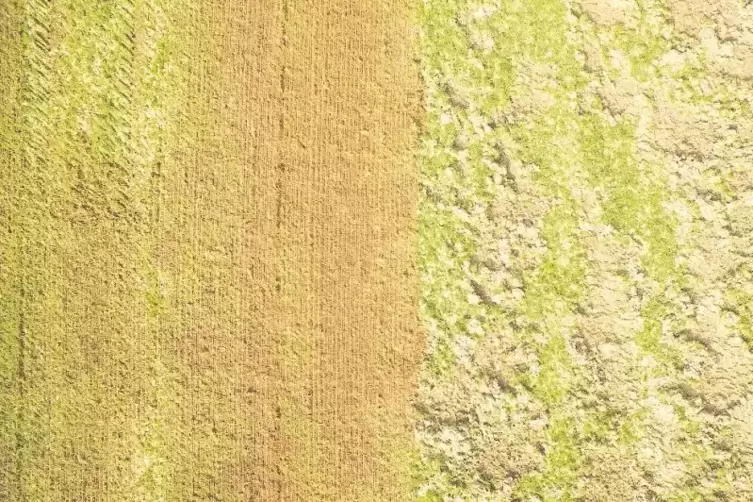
[
  {"left": 5, "top": 1, "right": 196, "bottom": 499},
  {"left": 664, "top": 437, "right": 726, "bottom": 500},
  {"left": 579, "top": 35, "right": 721, "bottom": 496},
  {"left": 636, "top": 296, "right": 664, "bottom": 353},
  {"left": 474, "top": 0, "right": 585, "bottom": 114},
  {"left": 666, "top": 489, "right": 706, "bottom": 502},
  {"left": 144, "top": 270, "right": 167, "bottom": 318},
  {"left": 580, "top": 114, "right": 678, "bottom": 282},
  {"left": 535, "top": 334, "right": 573, "bottom": 404},
  {"left": 52, "top": 2, "right": 138, "bottom": 168},
  {"left": 417, "top": 189, "right": 481, "bottom": 383},
  {"left": 726, "top": 281, "right": 753, "bottom": 348},
  {"left": 411, "top": 452, "right": 452, "bottom": 502},
  {"left": 426, "top": 336, "right": 458, "bottom": 380},
  {"left": 612, "top": 23, "right": 668, "bottom": 82},
  {"left": 484, "top": 0, "right": 580, "bottom": 71},
  {"left": 578, "top": 97, "right": 710, "bottom": 492},
  {"left": 674, "top": 405, "right": 703, "bottom": 435},
  {"left": 576, "top": 103, "right": 700, "bottom": 490},
  {"left": 583, "top": 413, "right": 613, "bottom": 443},
  {"left": 524, "top": 204, "right": 587, "bottom": 320},
  {"left": 668, "top": 60, "right": 747, "bottom": 120},
  {"left": 471, "top": 6, "right": 613, "bottom": 494},
  {"left": 737, "top": 301, "right": 753, "bottom": 348},
  {"left": 417, "top": 0, "right": 494, "bottom": 386},
  {"left": 424, "top": 110, "right": 460, "bottom": 153},
  {"left": 515, "top": 416, "right": 580, "bottom": 501},
  {"left": 670, "top": 57, "right": 708, "bottom": 83},
  {"left": 514, "top": 331, "right": 582, "bottom": 501},
  {"left": 419, "top": 2, "right": 471, "bottom": 76},
  {"left": 636, "top": 291, "right": 684, "bottom": 367},
  {"left": 619, "top": 409, "right": 648, "bottom": 444},
  {"left": 0, "top": 5, "right": 25, "bottom": 498},
  {"left": 419, "top": 201, "right": 477, "bottom": 309},
  {"left": 478, "top": 1, "right": 592, "bottom": 497}
]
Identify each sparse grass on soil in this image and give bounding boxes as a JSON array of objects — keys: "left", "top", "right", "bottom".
[{"left": 414, "top": 0, "right": 753, "bottom": 500}]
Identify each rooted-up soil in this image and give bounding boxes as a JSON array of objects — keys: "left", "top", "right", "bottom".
[{"left": 414, "top": 0, "right": 753, "bottom": 500}]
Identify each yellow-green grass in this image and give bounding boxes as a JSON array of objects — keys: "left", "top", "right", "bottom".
[{"left": 1, "top": 1, "right": 197, "bottom": 499}]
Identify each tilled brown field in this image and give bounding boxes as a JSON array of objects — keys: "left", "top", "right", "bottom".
[{"left": 1, "top": 1, "right": 422, "bottom": 501}]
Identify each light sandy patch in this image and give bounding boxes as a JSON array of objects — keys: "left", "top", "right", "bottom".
[
  {"left": 576, "top": 0, "right": 638, "bottom": 27},
  {"left": 671, "top": 0, "right": 753, "bottom": 79}
]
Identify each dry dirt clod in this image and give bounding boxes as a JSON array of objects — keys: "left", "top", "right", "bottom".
[{"left": 470, "top": 278, "right": 496, "bottom": 306}]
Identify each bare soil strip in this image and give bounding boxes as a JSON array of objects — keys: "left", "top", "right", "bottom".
[{"left": 1, "top": 1, "right": 422, "bottom": 500}]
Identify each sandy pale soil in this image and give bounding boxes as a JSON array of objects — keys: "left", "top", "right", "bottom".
[
  {"left": 415, "top": 0, "right": 753, "bottom": 500},
  {"left": 0, "top": 1, "right": 422, "bottom": 501}
]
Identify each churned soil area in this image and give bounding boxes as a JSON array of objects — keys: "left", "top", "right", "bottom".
[{"left": 414, "top": 0, "right": 753, "bottom": 500}]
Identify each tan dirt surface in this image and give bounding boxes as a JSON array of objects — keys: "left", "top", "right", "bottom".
[{"left": 1, "top": 1, "right": 422, "bottom": 501}]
